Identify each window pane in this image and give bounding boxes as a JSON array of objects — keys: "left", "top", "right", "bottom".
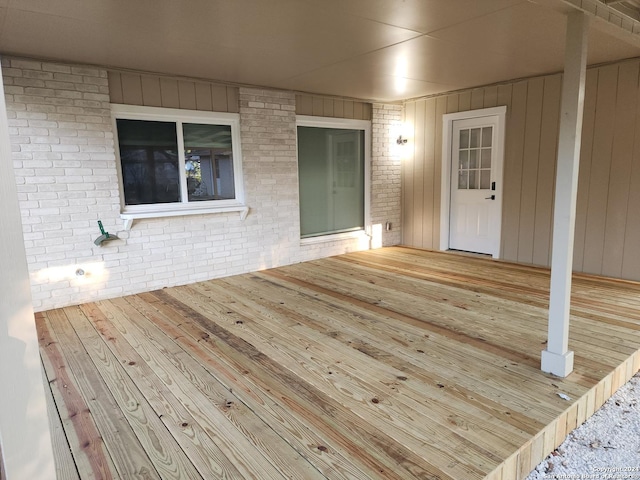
[
  {"left": 458, "top": 171, "right": 468, "bottom": 189},
  {"left": 480, "top": 170, "right": 491, "bottom": 189},
  {"left": 482, "top": 126, "right": 493, "bottom": 148},
  {"left": 183, "top": 123, "right": 235, "bottom": 202},
  {"left": 298, "top": 126, "right": 364, "bottom": 238},
  {"left": 481, "top": 148, "right": 492, "bottom": 168},
  {"left": 469, "top": 170, "right": 479, "bottom": 189},
  {"left": 470, "top": 128, "right": 481, "bottom": 148},
  {"left": 116, "top": 119, "right": 180, "bottom": 205},
  {"left": 459, "top": 150, "right": 469, "bottom": 169},
  {"left": 459, "top": 129, "right": 470, "bottom": 149},
  {"left": 469, "top": 149, "right": 478, "bottom": 169}
]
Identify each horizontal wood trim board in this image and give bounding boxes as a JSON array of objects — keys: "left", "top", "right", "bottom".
[{"left": 38, "top": 247, "right": 640, "bottom": 480}]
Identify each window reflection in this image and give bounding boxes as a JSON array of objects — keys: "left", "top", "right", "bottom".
[
  {"left": 117, "top": 119, "right": 180, "bottom": 205},
  {"left": 183, "top": 123, "right": 235, "bottom": 202}
]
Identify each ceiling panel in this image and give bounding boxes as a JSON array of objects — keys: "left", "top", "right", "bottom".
[
  {"left": 428, "top": 3, "right": 566, "bottom": 66},
  {"left": 429, "top": 1, "right": 639, "bottom": 71},
  {"left": 1, "top": 0, "right": 420, "bottom": 60},
  {"left": 281, "top": 61, "right": 460, "bottom": 101},
  {"left": 587, "top": 26, "right": 640, "bottom": 63},
  {"left": 0, "top": 0, "right": 639, "bottom": 102},
  {"left": 605, "top": 0, "right": 640, "bottom": 21},
  {"left": 296, "top": 0, "right": 527, "bottom": 35},
  {"left": 281, "top": 34, "right": 554, "bottom": 101},
  {"left": 0, "top": 0, "right": 421, "bottom": 88}
]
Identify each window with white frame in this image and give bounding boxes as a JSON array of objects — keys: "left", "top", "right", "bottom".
[
  {"left": 297, "top": 116, "right": 370, "bottom": 239},
  {"left": 112, "top": 105, "right": 244, "bottom": 217}
]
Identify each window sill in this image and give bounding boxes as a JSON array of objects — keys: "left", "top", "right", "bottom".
[
  {"left": 300, "top": 230, "right": 369, "bottom": 246},
  {"left": 121, "top": 204, "right": 249, "bottom": 230}
]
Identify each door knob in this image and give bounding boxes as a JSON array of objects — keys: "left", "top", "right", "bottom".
[{"left": 485, "top": 195, "right": 495, "bottom": 200}]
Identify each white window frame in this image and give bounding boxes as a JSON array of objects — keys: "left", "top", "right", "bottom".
[
  {"left": 112, "top": 104, "right": 247, "bottom": 228},
  {"left": 296, "top": 115, "right": 371, "bottom": 245}
]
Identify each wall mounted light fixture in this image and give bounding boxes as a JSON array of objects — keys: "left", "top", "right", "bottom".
[{"left": 396, "top": 135, "right": 408, "bottom": 145}]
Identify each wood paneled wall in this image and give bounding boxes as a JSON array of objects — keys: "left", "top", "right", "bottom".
[
  {"left": 402, "top": 58, "right": 640, "bottom": 281},
  {"left": 295, "top": 94, "right": 372, "bottom": 120},
  {"left": 108, "top": 71, "right": 239, "bottom": 112}
]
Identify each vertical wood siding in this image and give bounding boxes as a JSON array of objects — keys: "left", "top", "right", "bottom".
[
  {"left": 295, "top": 94, "right": 373, "bottom": 120},
  {"left": 402, "top": 58, "right": 640, "bottom": 281},
  {"left": 108, "top": 71, "right": 239, "bottom": 113}
]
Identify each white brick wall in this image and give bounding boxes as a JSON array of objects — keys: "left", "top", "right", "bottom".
[
  {"left": 372, "top": 104, "right": 403, "bottom": 246},
  {"left": 2, "top": 56, "right": 123, "bottom": 310},
  {"left": 3, "top": 57, "right": 402, "bottom": 311}
]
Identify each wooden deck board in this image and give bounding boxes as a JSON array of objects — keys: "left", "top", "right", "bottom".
[
  {"left": 178, "top": 281, "right": 509, "bottom": 476},
  {"left": 95, "top": 297, "right": 321, "bottom": 480},
  {"left": 42, "top": 360, "right": 80, "bottom": 480},
  {"left": 77, "top": 302, "right": 263, "bottom": 480},
  {"left": 211, "top": 273, "right": 554, "bottom": 433},
  {"left": 152, "top": 288, "right": 460, "bottom": 479},
  {"left": 37, "top": 247, "right": 640, "bottom": 480},
  {"left": 37, "top": 311, "right": 122, "bottom": 480},
  {"left": 201, "top": 275, "right": 548, "bottom": 440},
  {"left": 126, "top": 293, "right": 381, "bottom": 480}
]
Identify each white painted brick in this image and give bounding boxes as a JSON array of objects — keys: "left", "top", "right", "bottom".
[
  {"left": 41, "top": 63, "right": 71, "bottom": 74},
  {"left": 7, "top": 58, "right": 400, "bottom": 311},
  {"left": 13, "top": 78, "right": 47, "bottom": 89},
  {"left": 51, "top": 145, "right": 81, "bottom": 153},
  {"left": 55, "top": 89, "right": 83, "bottom": 100}
]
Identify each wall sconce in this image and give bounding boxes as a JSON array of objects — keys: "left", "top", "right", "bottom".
[{"left": 396, "top": 135, "right": 408, "bottom": 145}]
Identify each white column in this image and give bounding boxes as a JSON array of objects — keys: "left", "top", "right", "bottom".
[
  {"left": 541, "top": 12, "right": 589, "bottom": 377},
  {"left": 0, "top": 62, "right": 56, "bottom": 477}
]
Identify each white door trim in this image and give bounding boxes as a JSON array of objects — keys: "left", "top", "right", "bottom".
[{"left": 440, "top": 106, "right": 507, "bottom": 258}]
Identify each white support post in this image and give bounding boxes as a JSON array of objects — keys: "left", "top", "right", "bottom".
[
  {"left": 541, "top": 12, "right": 589, "bottom": 377},
  {"left": 0, "top": 62, "right": 56, "bottom": 477}
]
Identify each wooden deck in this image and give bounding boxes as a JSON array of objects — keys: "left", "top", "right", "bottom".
[{"left": 37, "top": 247, "right": 640, "bottom": 480}]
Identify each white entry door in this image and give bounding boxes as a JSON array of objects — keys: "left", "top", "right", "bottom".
[{"left": 448, "top": 112, "right": 504, "bottom": 256}]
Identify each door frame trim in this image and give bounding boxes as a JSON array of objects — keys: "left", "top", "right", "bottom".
[{"left": 440, "top": 106, "right": 507, "bottom": 258}]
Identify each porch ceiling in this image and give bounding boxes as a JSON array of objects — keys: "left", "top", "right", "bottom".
[
  {"left": 604, "top": 0, "right": 640, "bottom": 20},
  {"left": 0, "top": 0, "right": 639, "bottom": 102}
]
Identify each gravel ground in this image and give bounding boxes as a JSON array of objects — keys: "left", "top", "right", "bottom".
[{"left": 526, "top": 372, "right": 640, "bottom": 480}]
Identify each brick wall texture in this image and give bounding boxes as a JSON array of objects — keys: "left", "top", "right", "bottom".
[
  {"left": 372, "top": 103, "right": 403, "bottom": 247},
  {"left": 3, "top": 56, "right": 402, "bottom": 311}
]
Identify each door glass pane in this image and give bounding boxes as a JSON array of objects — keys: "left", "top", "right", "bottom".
[
  {"left": 459, "top": 150, "right": 469, "bottom": 169},
  {"left": 470, "top": 128, "right": 481, "bottom": 148},
  {"left": 183, "top": 123, "right": 235, "bottom": 202},
  {"left": 459, "top": 129, "right": 470, "bottom": 149},
  {"left": 469, "top": 170, "right": 478, "bottom": 189},
  {"left": 116, "top": 119, "right": 180, "bottom": 205},
  {"left": 297, "top": 126, "right": 364, "bottom": 238},
  {"left": 469, "top": 149, "right": 478, "bottom": 169},
  {"left": 481, "top": 148, "right": 492, "bottom": 168},
  {"left": 480, "top": 170, "right": 491, "bottom": 189},
  {"left": 458, "top": 171, "right": 468, "bottom": 189},
  {"left": 482, "top": 126, "right": 493, "bottom": 148}
]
